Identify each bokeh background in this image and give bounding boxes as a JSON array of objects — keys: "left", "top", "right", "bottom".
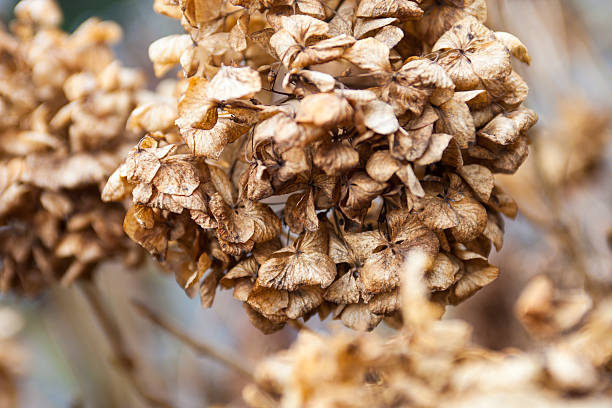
[{"left": 1, "top": 0, "right": 611, "bottom": 407}]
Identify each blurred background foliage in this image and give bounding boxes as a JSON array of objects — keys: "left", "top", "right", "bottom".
[{"left": 0, "top": 0, "right": 611, "bottom": 407}]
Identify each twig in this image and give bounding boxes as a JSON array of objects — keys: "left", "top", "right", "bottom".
[
  {"left": 132, "top": 300, "right": 254, "bottom": 380},
  {"left": 78, "top": 283, "right": 174, "bottom": 408},
  {"left": 261, "top": 87, "right": 294, "bottom": 97}
]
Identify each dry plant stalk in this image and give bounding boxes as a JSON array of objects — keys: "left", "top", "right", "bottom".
[
  {"left": 0, "top": 0, "right": 145, "bottom": 295},
  {"left": 243, "top": 254, "right": 612, "bottom": 408},
  {"left": 79, "top": 283, "right": 174, "bottom": 408},
  {"left": 133, "top": 300, "right": 255, "bottom": 379},
  {"left": 103, "top": 0, "right": 538, "bottom": 332}
]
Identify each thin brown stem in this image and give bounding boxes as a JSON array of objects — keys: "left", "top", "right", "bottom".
[
  {"left": 78, "top": 283, "right": 174, "bottom": 408},
  {"left": 132, "top": 301, "right": 254, "bottom": 380}
]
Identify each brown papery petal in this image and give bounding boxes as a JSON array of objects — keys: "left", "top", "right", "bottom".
[
  {"left": 206, "top": 65, "right": 262, "bottom": 101},
  {"left": 152, "top": 157, "right": 201, "bottom": 196},
  {"left": 426, "top": 252, "right": 462, "bottom": 291},
  {"left": 448, "top": 195, "right": 487, "bottom": 242},
  {"left": 435, "top": 96, "right": 475, "bottom": 149},
  {"left": 209, "top": 193, "right": 255, "bottom": 245},
  {"left": 340, "top": 303, "right": 383, "bottom": 331},
  {"left": 291, "top": 40, "right": 350, "bottom": 70},
  {"left": 367, "top": 289, "right": 400, "bottom": 315},
  {"left": 483, "top": 212, "right": 504, "bottom": 251},
  {"left": 296, "top": 93, "right": 353, "bottom": 128},
  {"left": 178, "top": 77, "right": 218, "bottom": 130},
  {"left": 243, "top": 200, "right": 282, "bottom": 243},
  {"left": 285, "top": 286, "right": 324, "bottom": 319},
  {"left": 148, "top": 34, "right": 192, "bottom": 77},
  {"left": 243, "top": 304, "right": 286, "bottom": 334},
  {"left": 375, "top": 25, "right": 404, "bottom": 48},
  {"left": 22, "top": 153, "right": 112, "bottom": 190},
  {"left": 180, "top": 117, "right": 249, "bottom": 159},
  {"left": 458, "top": 164, "right": 494, "bottom": 202},
  {"left": 324, "top": 272, "right": 361, "bottom": 304},
  {"left": 495, "top": 31, "right": 531, "bottom": 65},
  {"left": 221, "top": 257, "right": 258, "bottom": 286},
  {"left": 342, "top": 172, "right": 387, "bottom": 213},
  {"left": 257, "top": 249, "right": 336, "bottom": 291},
  {"left": 359, "top": 248, "right": 402, "bottom": 293},
  {"left": 353, "top": 17, "right": 397, "bottom": 39},
  {"left": 434, "top": 17, "right": 511, "bottom": 91},
  {"left": 128, "top": 102, "right": 178, "bottom": 133},
  {"left": 229, "top": 13, "right": 249, "bottom": 53},
  {"left": 181, "top": 0, "right": 223, "bottom": 26},
  {"left": 420, "top": 195, "right": 460, "bottom": 231},
  {"left": 200, "top": 269, "right": 222, "bottom": 308},
  {"left": 296, "top": 224, "right": 330, "bottom": 254},
  {"left": 344, "top": 230, "right": 388, "bottom": 264},
  {"left": 283, "top": 191, "right": 319, "bottom": 234},
  {"left": 247, "top": 285, "right": 289, "bottom": 317},
  {"left": 450, "top": 259, "right": 499, "bottom": 304},
  {"left": 366, "top": 150, "right": 400, "bottom": 183},
  {"left": 478, "top": 107, "right": 538, "bottom": 146},
  {"left": 314, "top": 141, "right": 360, "bottom": 176},
  {"left": 343, "top": 38, "right": 391, "bottom": 72},
  {"left": 361, "top": 100, "right": 399, "bottom": 135},
  {"left": 415, "top": 133, "right": 453, "bottom": 165},
  {"left": 102, "top": 167, "right": 130, "bottom": 202},
  {"left": 356, "top": 0, "right": 423, "bottom": 19},
  {"left": 279, "top": 14, "right": 329, "bottom": 42},
  {"left": 123, "top": 205, "right": 168, "bottom": 261}
]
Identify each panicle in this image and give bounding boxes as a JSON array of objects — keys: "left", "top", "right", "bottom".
[
  {"left": 0, "top": 0, "right": 146, "bottom": 295},
  {"left": 105, "top": 0, "right": 538, "bottom": 332}
]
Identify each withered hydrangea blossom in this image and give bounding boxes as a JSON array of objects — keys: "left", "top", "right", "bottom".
[
  {"left": 0, "top": 0, "right": 145, "bottom": 295},
  {"left": 106, "top": 0, "right": 537, "bottom": 332},
  {"left": 243, "top": 258, "right": 612, "bottom": 407}
]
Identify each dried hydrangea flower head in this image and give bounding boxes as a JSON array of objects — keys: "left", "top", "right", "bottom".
[
  {"left": 106, "top": 0, "right": 537, "bottom": 332},
  {"left": 0, "top": 0, "right": 145, "bottom": 295},
  {"left": 243, "top": 260, "right": 612, "bottom": 407}
]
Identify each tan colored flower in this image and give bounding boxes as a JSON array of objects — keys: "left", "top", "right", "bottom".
[
  {"left": 382, "top": 58, "right": 455, "bottom": 115},
  {"left": 270, "top": 15, "right": 355, "bottom": 69},
  {"left": 352, "top": 210, "right": 439, "bottom": 293},
  {"left": 415, "top": 0, "right": 487, "bottom": 46},
  {"left": 433, "top": 16, "right": 511, "bottom": 91},
  {"left": 256, "top": 224, "right": 336, "bottom": 291},
  {"left": 419, "top": 174, "right": 487, "bottom": 242}
]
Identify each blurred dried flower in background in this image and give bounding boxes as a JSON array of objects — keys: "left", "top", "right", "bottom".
[
  {"left": 0, "top": 307, "right": 26, "bottom": 408},
  {"left": 104, "top": 0, "right": 538, "bottom": 332},
  {"left": 515, "top": 274, "right": 591, "bottom": 339},
  {"left": 244, "top": 255, "right": 612, "bottom": 408},
  {"left": 0, "top": 0, "right": 146, "bottom": 295},
  {"left": 533, "top": 99, "right": 610, "bottom": 186}
]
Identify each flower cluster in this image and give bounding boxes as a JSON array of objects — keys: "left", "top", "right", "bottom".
[
  {"left": 0, "top": 0, "right": 145, "bottom": 295},
  {"left": 106, "top": 0, "right": 537, "bottom": 332},
  {"left": 243, "top": 262, "right": 612, "bottom": 408}
]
